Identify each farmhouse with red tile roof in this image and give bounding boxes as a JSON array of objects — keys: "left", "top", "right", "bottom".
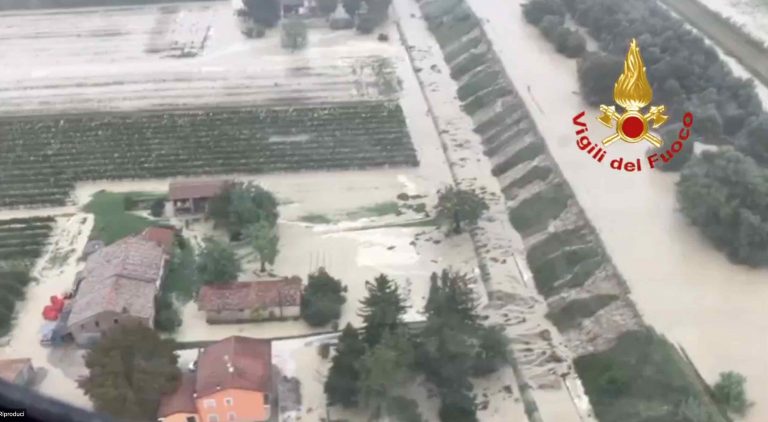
[
  {"left": 158, "top": 337, "right": 273, "bottom": 422},
  {"left": 67, "top": 236, "right": 166, "bottom": 346},
  {"left": 198, "top": 277, "right": 302, "bottom": 323}
]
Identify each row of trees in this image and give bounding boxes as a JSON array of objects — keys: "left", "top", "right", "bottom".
[
  {"left": 525, "top": 0, "right": 767, "bottom": 165},
  {"left": 208, "top": 181, "right": 280, "bottom": 273},
  {"left": 524, "top": 0, "right": 768, "bottom": 268},
  {"left": 324, "top": 270, "right": 509, "bottom": 421},
  {"left": 241, "top": 0, "right": 392, "bottom": 37}
]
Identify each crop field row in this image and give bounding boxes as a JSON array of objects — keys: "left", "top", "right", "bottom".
[
  {"left": 0, "top": 102, "right": 418, "bottom": 207},
  {"left": 0, "top": 216, "right": 55, "bottom": 261},
  {"left": 0, "top": 216, "right": 55, "bottom": 336}
]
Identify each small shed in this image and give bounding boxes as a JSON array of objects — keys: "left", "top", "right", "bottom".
[
  {"left": 169, "top": 179, "right": 231, "bottom": 216},
  {"left": 0, "top": 359, "right": 35, "bottom": 386}
]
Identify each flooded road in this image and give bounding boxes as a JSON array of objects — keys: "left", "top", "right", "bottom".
[
  {"left": 467, "top": 0, "right": 768, "bottom": 420},
  {"left": 0, "top": 215, "right": 93, "bottom": 410}
]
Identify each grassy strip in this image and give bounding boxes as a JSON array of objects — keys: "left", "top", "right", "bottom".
[
  {"left": 299, "top": 214, "right": 334, "bottom": 224},
  {"left": 85, "top": 191, "right": 154, "bottom": 245},
  {"left": 575, "top": 328, "right": 729, "bottom": 422},
  {"left": 345, "top": 201, "right": 401, "bottom": 220}
]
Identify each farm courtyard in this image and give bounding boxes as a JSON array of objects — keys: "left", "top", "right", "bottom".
[{"left": 0, "top": 1, "right": 553, "bottom": 420}]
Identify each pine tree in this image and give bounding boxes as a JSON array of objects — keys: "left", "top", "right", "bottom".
[
  {"left": 325, "top": 324, "right": 366, "bottom": 408},
  {"left": 358, "top": 274, "right": 407, "bottom": 348},
  {"left": 358, "top": 327, "right": 415, "bottom": 416}
]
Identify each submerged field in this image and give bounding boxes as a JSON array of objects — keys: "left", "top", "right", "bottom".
[{"left": 0, "top": 103, "right": 417, "bottom": 207}]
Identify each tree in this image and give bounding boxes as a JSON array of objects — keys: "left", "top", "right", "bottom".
[
  {"left": 78, "top": 325, "right": 180, "bottom": 421},
  {"left": 301, "top": 268, "right": 347, "bottom": 326},
  {"left": 435, "top": 187, "right": 489, "bottom": 235},
  {"left": 325, "top": 324, "right": 366, "bottom": 407},
  {"left": 358, "top": 274, "right": 407, "bottom": 347},
  {"left": 150, "top": 198, "right": 165, "bottom": 218},
  {"left": 417, "top": 270, "right": 508, "bottom": 422},
  {"left": 196, "top": 237, "right": 241, "bottom": 284},
  {"left": 677, "top": 148, "right": 768, "bottom": 266},
  {"left": 317, "top": 0, "right": 338, "bottom": 15},
  {"left": 342, "top": 0, "right": 361, "bottom": 17},
  {"left": 358, "top": 327, "right": 415, "bottom": 417},
  {"left": 244, "top": 221, "right": 279, "bottom": 273},
  {"left": 554, "top": 27, "right": 586, "bottom": 58},
  {"left": 522, "top": 0, "right": 566, "bottom": 25},
  {"left": 537, "top": 14, "right": 564, "bottom": 41},
  {"left": 652, "top": 123, "right": 694, "bottom": 172},
  {"left": 471, "top": 325, "right": 510, "bottom": 376},
  {"left": 154, "top": 293, "right": 181, "bottom": 333},
  {"left": 577, "top": 51, "right": 623, "bottom": 107},
  {"left": 736, "top": 112, "right": 768, "bottom": 164},
  {"left": 209, "top": 182, "right": 279, "bottom": 239},
  {"left": 281, "top": 18, "right": 308, "bottom": 50},
  {"left": 385, "top": 396, "right": 424, "bottom": 422},
  {"left": 242, "top": 0, "right": 281, "bottom": 27},
  {"left": 712, "top": 371, "right": 752, "bottom": 416}
]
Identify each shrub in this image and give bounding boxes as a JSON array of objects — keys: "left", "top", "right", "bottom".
[
  {"left": 301, "top": 268, "right": 346, "bottom": 326},
  {"left": 150, "top": 198, "right": 165, "bottom": 217},
  {"left": 712, "top": 371, "right": 752, "bottom": 416}
]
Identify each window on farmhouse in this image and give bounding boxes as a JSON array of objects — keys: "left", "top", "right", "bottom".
[
  {"left": 227, "top": 412, "right": 236, "bottom": 422},
  {"left": 94, "top": 321, "right": 100, "bottom": 328},
  {"left": 224, "top": 397, "right": 233, "bottom": 406},
  {"left": 186, "top": 417, "right": 197, "bottom": 422},
  {"left": 264, "top": 393, "right": 270, "bottom": 404},
  {"left": 204, "top": 399, "right": 216, "bottom": 408},
  {"left": 114, "top": 318, "right": 118, "bottom": 324},
  {"left": 208, "top": 415, "right": 219, "bottom": 422}
]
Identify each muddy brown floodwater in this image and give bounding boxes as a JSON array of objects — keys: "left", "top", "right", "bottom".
[{"left": 468, "top": 0, "right": 768, "bottom": 419}]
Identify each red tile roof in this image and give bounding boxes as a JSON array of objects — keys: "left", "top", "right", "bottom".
[
  {"left": 197, "top": 277, "right": 303, "bottom": 312},
  {"left": 0, "top": 358, "right": 31, "bottom": 383},
  {"left": 169, "top": 180, "right": 230, "bottom": 201},
  {"left": 157, "top": 372, "right": 197, "bottom": 418},
  {"left": 195, "top": 337, "right": 272, "bottom": 397},
  {"left": 141, "top": 227, "right": 175, "bottom": 255}
]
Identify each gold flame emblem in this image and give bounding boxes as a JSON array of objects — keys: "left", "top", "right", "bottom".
[{"left": 598, "top": 39, "right": 668, "bottom": 147}]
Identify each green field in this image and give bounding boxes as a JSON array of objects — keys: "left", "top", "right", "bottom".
[
  {"left": 85, "top": 191, "right": 155, "bottom": 245},
  {"left": 0, "top": 102, "right": 417, "bottom": 208}
]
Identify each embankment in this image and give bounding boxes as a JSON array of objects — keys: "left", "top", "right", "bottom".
[{"left": 417, "top": 0, "right": 730, "bottom": 420}]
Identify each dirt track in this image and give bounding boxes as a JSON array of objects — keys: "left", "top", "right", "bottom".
[{"left": 659, "top": 0, "right": 768, "bottom": 88}]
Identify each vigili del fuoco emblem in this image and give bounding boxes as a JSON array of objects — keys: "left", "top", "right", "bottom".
[{"left": 598, "top": 38, "right": 668, "bottom": 147}]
